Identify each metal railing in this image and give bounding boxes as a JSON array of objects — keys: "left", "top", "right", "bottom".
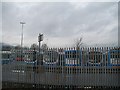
[{"left": 2, "top": 47, "right": 120, "bottom": 89}]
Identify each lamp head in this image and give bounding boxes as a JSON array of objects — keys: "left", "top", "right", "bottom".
[{"left": 20, "top": 22, "right": 26, "bottom": 24}]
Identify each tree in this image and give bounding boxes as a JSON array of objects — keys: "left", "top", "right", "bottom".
[
  {"left": 41, "top": 43, "right": 48, "bottom": 52},
  {"left": 30, "top": 43, "right": 39, "bottom": 50},
  {"left": 75, "top": 37, "right": 83, "bottom": 49},
  {"left": 74, "top": 37, "right": 83, "bottom": 65},
  {"left": 23, "top": 46, "right": 29, "bottom": 50},
  {"left": 14, "top": 45, "right": 21, "bottom": 50}
]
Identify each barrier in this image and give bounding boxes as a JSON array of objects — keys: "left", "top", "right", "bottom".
[{"left": 2, "top": 47, "right": 120, "bottom": 89}]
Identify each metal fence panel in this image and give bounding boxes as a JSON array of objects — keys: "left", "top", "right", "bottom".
[{"left": 2, "top": 47, "right": 120, "bottom": 89}]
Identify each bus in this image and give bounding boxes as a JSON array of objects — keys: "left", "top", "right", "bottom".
[
  {"left": 43, "top": 50, "right": 59, "bottom": 67},
  {"left": 1, "top": 51, "right": 13, "bottom": 65},
  {"left": 107, "top": 49, "right": 120, "bottom": 68},
  {"left": 64, "top": 50, "right": 81, "bottom": 66}
]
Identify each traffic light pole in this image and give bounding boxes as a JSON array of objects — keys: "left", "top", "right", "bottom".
[{"left": 38, "top": 33, "right": 43, "bottom": 65}]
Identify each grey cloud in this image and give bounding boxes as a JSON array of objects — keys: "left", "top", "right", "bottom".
[
  {"left": 2, "top": 2, "right": 118, "bottom": 47},
  {"left": 26, "top": 2, "right": 75, "bottom": 37}
]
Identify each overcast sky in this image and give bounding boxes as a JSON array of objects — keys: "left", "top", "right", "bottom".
[{"left": 2, "top": 1, "right": 118, "bottom": 47}]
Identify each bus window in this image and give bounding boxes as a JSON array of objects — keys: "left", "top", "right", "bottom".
[
  {"left": 88, "top": 52, "right": 103, "bottom": 64},
  {"left": 110, "top": 51, "right": 120, "bottom": 64},
  {"left": 65, "top": 51, "right": 80, "bottom": 59}
]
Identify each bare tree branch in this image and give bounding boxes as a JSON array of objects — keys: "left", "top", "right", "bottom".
[{"left": 75, "top": 37, "right": 83, "bottom": 49}]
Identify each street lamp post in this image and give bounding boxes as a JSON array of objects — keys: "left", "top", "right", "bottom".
[
  {"left": 20, "top": 22, "right": 25, "bottom": 61},
  {"left": 19, "top": 21, "right": 25, "bottom": 82},
  {"left": 20, "top": 22, "right": 26, "bottom": 48}
]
